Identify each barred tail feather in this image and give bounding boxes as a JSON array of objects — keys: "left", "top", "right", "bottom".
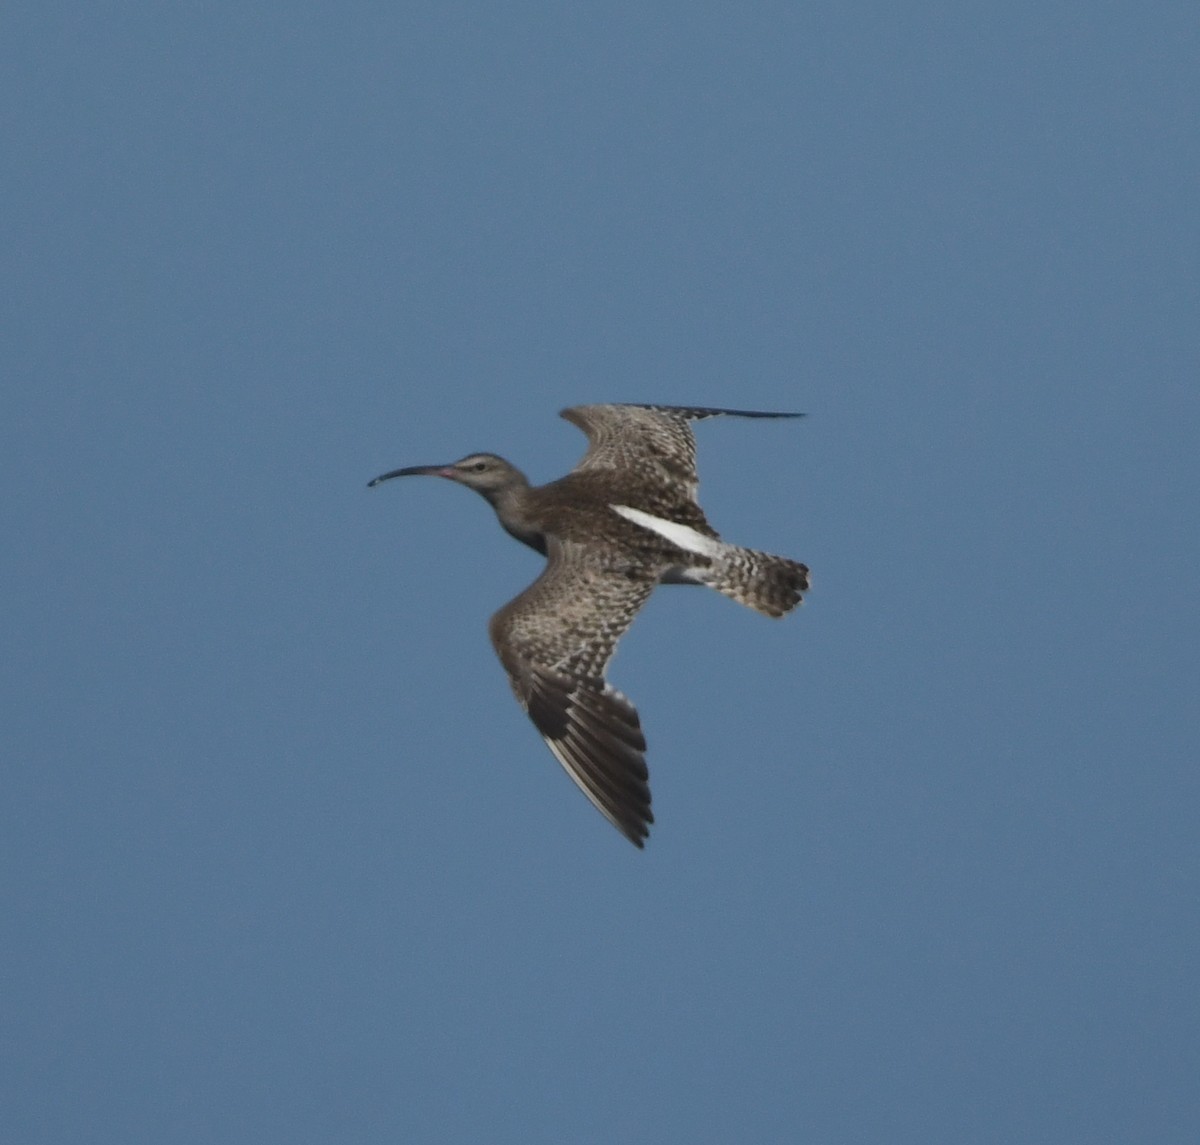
[
  {"left": 709, "top": 547, "right": 810, "bottom": 618},
  {"left": 607, "top": 505, "right": 809, "bottom": 618}
]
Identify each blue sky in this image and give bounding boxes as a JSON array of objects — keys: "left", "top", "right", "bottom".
[{"left": 4, "top": 4, "right": 1198, "bottom": 1142}]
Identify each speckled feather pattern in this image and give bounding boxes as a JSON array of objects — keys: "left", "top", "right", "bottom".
[{"left": 489, "top": 541, "right": 657, "bottom": 845}]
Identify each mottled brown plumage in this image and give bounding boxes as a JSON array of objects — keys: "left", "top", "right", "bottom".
[{"left": 369, "top": 403, "right": 810, "bottom": 848}]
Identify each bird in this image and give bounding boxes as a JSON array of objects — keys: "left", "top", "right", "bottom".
[{"left": 368, "top": 403, "right": 810, "bottom": 848}]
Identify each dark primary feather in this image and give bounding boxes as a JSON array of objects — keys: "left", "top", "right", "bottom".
[{"left": 618, "top": 403, "right": 805, "bottom": 420}]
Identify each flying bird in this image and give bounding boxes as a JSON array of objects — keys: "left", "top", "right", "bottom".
[{"left": 368, "top": 403, "right": 810, "bottom": 847}]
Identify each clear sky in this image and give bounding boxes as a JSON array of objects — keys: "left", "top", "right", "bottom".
[{"left": 4, "top": 4, "right": 1198, "bottom": 1143}]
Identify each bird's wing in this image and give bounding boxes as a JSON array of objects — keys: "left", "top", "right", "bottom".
[
  {"left": 560, "top": 403, "right": 802, "bottom": 500},
  {"left": 488, "top": 539, "right": 658, "bottom": 847}
]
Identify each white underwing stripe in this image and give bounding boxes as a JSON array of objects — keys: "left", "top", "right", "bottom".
[{"left": 610, "top": 505, "right": 725, "bottom": 557}]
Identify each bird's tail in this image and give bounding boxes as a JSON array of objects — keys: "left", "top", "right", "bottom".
[
  {"left": 608, "top": 504, "right": 809, "bottom": 618},
  {"left": 706, "top": 546, "right": 810, "bottom": 618}
]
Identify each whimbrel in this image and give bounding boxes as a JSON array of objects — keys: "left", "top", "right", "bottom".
[{"left": 369, "top": 403, "right": 810, "bottom": 848}]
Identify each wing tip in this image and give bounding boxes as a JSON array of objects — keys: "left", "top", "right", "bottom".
[{"left": 563, "top": 403, "right": 805, "bottom": 421}]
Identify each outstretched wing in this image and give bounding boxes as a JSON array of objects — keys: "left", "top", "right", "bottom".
[
  {"left": 488, "top": 539, "right": 658, "bottom": 847},
  {"left": 561, "top": 403, "right": 802, "bottom": 501}
]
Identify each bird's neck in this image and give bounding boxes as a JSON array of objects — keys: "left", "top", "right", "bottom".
[{"left": 483, "top": 477, "right": 547, "bottom": 555}]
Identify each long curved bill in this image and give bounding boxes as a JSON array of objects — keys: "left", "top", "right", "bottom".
[{"left": 367, "top": 464, "right": 448, "bottom": 488}]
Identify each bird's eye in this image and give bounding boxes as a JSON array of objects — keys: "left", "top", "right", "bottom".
[{"left": 470, "top": 461, "right": 489, "bottom": 472}]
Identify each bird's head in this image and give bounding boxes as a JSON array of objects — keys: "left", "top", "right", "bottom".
[{"left": 368, "top": 452, "right": 528, "bottom": 502}]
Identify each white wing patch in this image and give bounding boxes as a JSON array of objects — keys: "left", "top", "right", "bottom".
[{"left": 610, "top": 505, "right": 725, "bottom": 557}]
